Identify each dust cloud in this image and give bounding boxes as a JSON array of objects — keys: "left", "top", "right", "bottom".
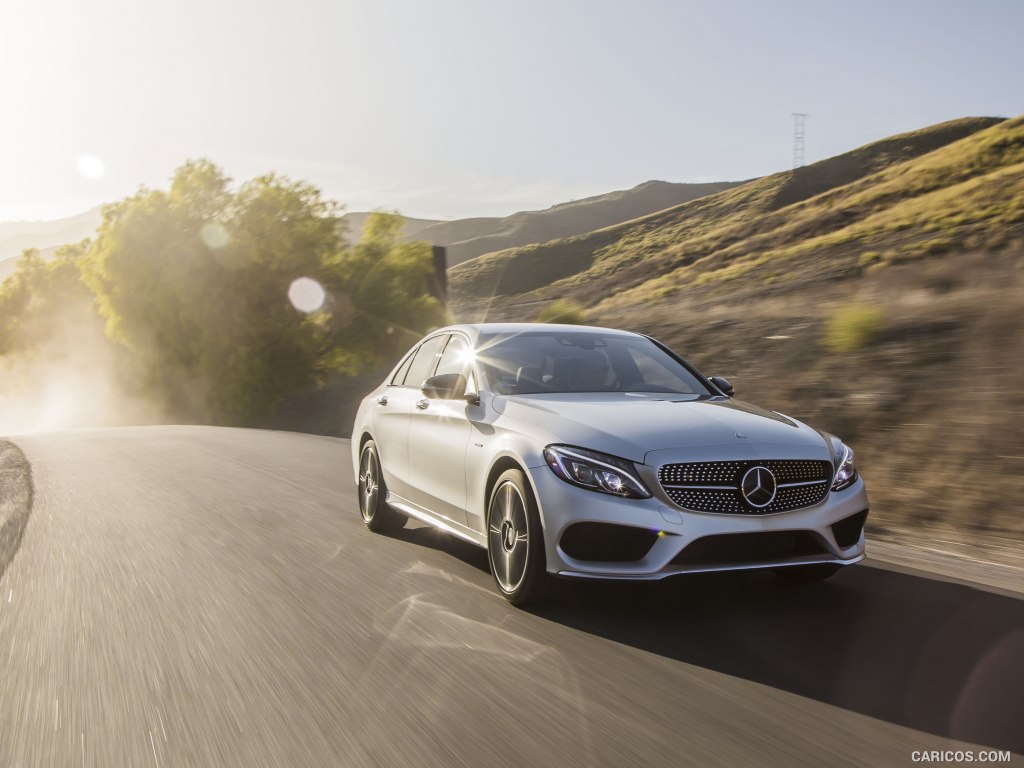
[{"left": 0, "top": 310, "right": 166, "bottom": 435}]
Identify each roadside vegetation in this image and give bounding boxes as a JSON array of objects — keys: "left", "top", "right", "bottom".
[
  {"left": 536, "top": 299, "right": 587, "bottom": 324},
  {"left": 823, "top": 303, "right": 887, "bottom": 353}
]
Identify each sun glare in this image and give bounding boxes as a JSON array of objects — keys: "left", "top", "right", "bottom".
[{"left": 76, "top": 154, "right": 106, "bottom": 179}]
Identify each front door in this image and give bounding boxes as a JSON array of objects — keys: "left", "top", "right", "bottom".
[
  {"left": 406, "top": 333, "right": 474, "bottom": 525},
  {"left": 374, "top": 333, "right": 447, "bottom": 498}
]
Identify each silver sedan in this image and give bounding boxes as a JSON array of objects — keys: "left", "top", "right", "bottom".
[{"left": 352, "top": 323, "right": 869, "bottom": 605}]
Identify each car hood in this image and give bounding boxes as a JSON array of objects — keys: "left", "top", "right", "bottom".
[{"left": 493, "top": 393, "right": 829, "bottom": 464}]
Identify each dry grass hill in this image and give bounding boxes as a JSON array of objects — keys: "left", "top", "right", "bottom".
[{"left": 450, "top": 116, "right": 1014, "bottom": 307}]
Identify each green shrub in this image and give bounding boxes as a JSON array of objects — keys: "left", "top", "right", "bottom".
[
  {"left": 858, "top": 251, "right": 883, "bottom": 267},
  {"left": 823, "top": 303, "right": 886, "bottom": 353},
  {"left": 536, "top": 299, "right": 587, "bottom": 325}
]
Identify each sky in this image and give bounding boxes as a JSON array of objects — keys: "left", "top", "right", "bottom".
[{"left": 1, "top": 0, "right": 1023, "bottom": 223}]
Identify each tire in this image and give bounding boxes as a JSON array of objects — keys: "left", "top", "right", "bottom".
[
  {"left": 773, "top": 563, "right": 842, "bottom": 582},
  {"left": 486, "top": 469, "right": 550, "bottom": 606},
  {"left": 358, "top": 440, "right": 406, "bottom": 533}
]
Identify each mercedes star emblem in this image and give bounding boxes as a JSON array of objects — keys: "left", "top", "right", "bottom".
[{"left": 740, "top": 466, "right": 777, "bottom": 508}]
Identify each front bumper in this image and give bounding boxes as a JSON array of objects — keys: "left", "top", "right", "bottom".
[{"left": 526, "top": 463, "right": 869, "bottom": 580}]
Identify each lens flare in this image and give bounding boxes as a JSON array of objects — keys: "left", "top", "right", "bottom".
[
  {"left": 201, "top": 223, "right": 230, "bottom": 250},
  {"left": 76, "top": 154, "right": 106, "bottom": 179},
  {"left": 288, "top": 277, "right": 326, "bottom": 314}
]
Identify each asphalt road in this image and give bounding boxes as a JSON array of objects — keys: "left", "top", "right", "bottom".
[{"left": 0, "top": 426, "right": 1021, "bottom": 767}]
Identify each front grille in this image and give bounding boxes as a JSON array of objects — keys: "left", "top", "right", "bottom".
[{"left": 658, "top": 459, "right": 833, "bottom": 515}]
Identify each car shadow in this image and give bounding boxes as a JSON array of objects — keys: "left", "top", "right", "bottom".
[
  {"left": 540, "top": 566, "right": 1024, "bottom": 755},
  {"left": 387, "top": 524, "right": 1024, "bottom": 754}
]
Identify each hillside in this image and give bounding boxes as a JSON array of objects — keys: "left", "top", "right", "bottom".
[
  {"left": 448, "top": 115, "right": 1024, "bottom": 540},
  {"left": 450, "top": 116, "right": 1011, "bottom": 308},
  {"left": 424, "top": 180, "right": 743, "bottom": 267},
  {"left": 340, "top": 180, "right": 741, "bottom": 265}
]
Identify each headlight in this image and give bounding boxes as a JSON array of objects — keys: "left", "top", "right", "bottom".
[
  {"left": 831, "top": 442, "right": 858, "bottom": 491},
  {"left": 543, "top": 445, "right": 652, "bottom": 499}
]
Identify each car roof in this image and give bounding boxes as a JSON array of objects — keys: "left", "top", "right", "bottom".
[{"left": 435, "top": 322, "right": 642, "bottom": 343}]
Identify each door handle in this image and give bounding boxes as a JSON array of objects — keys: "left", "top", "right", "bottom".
[
  {"left": 377, "top": 395, "right": 388, "bottom": 406},
  {"left": 415, "top": 399, "right": 430, "bottom": 410}
]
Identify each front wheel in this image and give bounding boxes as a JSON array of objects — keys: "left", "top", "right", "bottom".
[
  {"left": 358, "top": 440, "right": 406, "bottom": 533},
  {"left": 486, "top": 469, "right": 550, "bottom": 606}
]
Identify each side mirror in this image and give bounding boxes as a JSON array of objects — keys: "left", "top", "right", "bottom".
[
  {"left": 709, "top": 375, "right": 734, "bottom": 397},
  {"left": 422, "top": 373, "right": 467, "bottom": 400}
]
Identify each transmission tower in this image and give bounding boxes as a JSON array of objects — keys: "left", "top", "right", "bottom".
[{"left": 792, "top": 113, "right": 808, "bottom": 168}]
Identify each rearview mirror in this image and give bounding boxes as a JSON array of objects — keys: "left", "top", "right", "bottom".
[
  {"left": 421, "top": 373, "right": 467, "bottom": 400},
  {"left": 709, "top": 375, "right": 734, "bottom": 397}
]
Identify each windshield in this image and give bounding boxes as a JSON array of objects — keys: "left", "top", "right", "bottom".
[{"left": 476, "top": 331, "right": 713, "bottom": 396}]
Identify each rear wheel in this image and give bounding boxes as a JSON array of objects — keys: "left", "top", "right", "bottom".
[
  {"left": 358, "top": 440, "right": 406, "bottom": 532},
  {"left": 773, "top": 563, "right": 842, "bottom": 582},
  {"left": 486, "top": 469, "right": 550, "bottom": 606}
]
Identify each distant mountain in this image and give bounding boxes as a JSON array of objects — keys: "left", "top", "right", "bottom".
[
  {"left": 339, "top": 180, "right": 742, "bottom": 266},
  {"left": 0, "top": 207, "right": 102, "bottom": 264},
  {"left": 414, "top": 180, "right": 743, "bottom": 267},
  {"left": 338, "top": 212, "right": 441, "bottom": 245},
  {"left": 0, "top": 207, "right": 103, "bottom": 282}
]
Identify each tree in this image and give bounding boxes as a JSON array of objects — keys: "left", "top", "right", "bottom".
[
  {"left": 323, "top": 211, "right": 448, "bottom": 373},
  {"left": 0, "top": 244, "right": 97, "bottom": 355},
  {"left": 82, "top": 161, "right": 447, "bottom": 424},
  {"left": 82, "top": 161, "right": 342, "bottom": 422}
]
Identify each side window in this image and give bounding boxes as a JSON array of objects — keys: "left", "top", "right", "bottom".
[
  {"left": 434, "top": 335, "right": 470, "bottom": 378},
  {"left": 401, "top": 334, "right": 446, "bottom": 387},
  {"left": 390, "top": 350, "right": 416, "bottom": 386}
]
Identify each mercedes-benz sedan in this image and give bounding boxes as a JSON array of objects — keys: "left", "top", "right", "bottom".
[{"left": 352, "top": 323, "right": 868, "bottom": 605}]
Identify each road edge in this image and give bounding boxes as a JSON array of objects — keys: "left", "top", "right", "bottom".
[
  {"left": 0, "top": 440, "right": 33, "bottom": 581},
  {"left": 866, "top": 538, "right": 1024, "bottom": 598}
]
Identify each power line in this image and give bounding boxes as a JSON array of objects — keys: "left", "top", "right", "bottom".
[{"left": 792, "top": 113, "right": 808, "bottom": 169}]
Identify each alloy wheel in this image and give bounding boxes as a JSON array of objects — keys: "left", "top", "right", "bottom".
[{"left": 488, "top": 480, "right": 530, "bottom": 593}]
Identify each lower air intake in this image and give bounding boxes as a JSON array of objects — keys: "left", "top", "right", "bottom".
[
  {"left": 559, "top": 522, "right": 658, "bottom": 562},
  {"left": 671, "top": 530, "right": 828, "bottom": 567},
  {"left": 831, "top": 509, "right": 868, "bottom": 548}
]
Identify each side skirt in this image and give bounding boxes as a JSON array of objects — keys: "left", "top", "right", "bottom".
[{"left": 386, "top": 492, "right": 487, "bottom": 549}]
